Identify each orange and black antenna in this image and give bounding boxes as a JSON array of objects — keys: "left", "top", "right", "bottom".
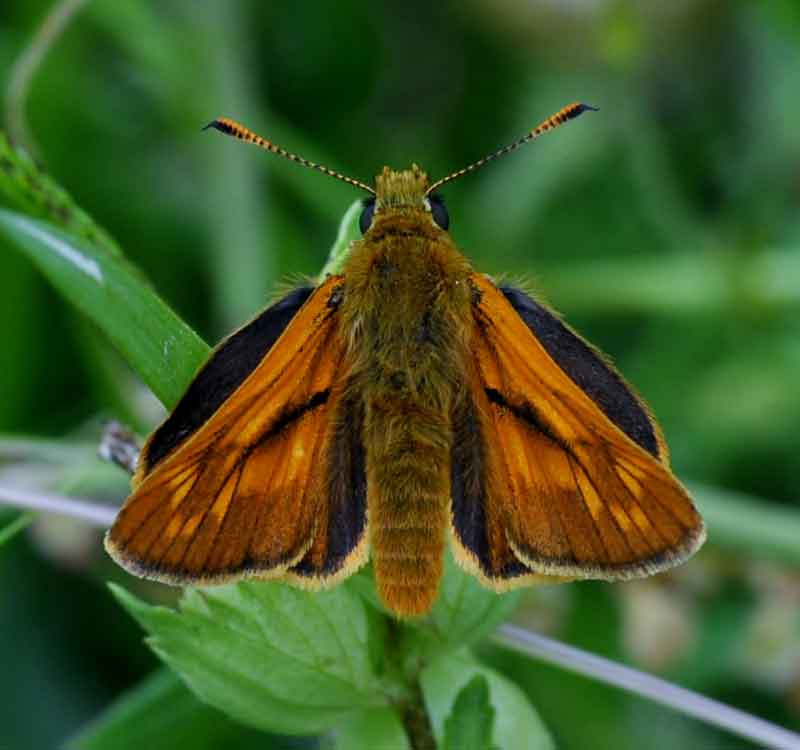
[
  {"left": 205, "top": 117, "right": 376, "bottom": 195},
  {"left": 425, "top": 102, "right": 597, "bottom": 196}
]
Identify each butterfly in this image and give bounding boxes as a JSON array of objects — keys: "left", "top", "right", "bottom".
[{"left": 105, "top": 103, "right": 705, "bottom": 617}]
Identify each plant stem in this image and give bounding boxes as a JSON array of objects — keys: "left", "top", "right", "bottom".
[
  {"left": 400, "top": 680, "right": 437, "bottom": 750},
  {"left": 0, "top": 484, "right": 116, "bottom": 527},
  {"left": 492, "top": 624, "right": 800, "bottom": 750}
]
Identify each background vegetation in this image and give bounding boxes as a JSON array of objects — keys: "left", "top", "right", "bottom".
[{"left": 1, "top": 2, "right": 799, "bottom": 748}]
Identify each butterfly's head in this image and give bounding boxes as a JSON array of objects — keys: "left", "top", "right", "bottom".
[
  {"left": 374, "top": 165, "right": 429, "bottom": 207},
  {"left": 359, "top": 165, "right": 449, "bottom": 234}
]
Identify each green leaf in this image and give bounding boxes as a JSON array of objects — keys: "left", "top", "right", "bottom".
[
  {"left": 111, "top": 581, "right": 386, "bottom": 735},
  {"left": 442, "top": 675, "right": 495, "bottom": 750},
  {"left": 68, "top": 668, "right": 270, "bottom": 750},
  {"left": 421, "top": 651, "right": 553, "bottom": 750},
  {"left": 428, "top": 549, "right": 522, "bottom": 649},
  {"left": 0, "top": 209, "right": 209, "bottom": 408},
  {"left": 333, "top": 707, "right": 411, "bottom": 750},
  {"left": 319, "top": 200, "right": 362, "bottom": 278}
]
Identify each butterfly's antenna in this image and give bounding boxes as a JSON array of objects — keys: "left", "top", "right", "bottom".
[
  {"left": 425, "top": 102, "right": 598, "bottom": 196},
  {"left": 205, "top": 117, "right": 376, "bottom": 196}
]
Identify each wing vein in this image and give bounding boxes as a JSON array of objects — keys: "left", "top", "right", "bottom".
[
  {"left": 178, "top": 459, "right": 245, "bottom": 572},
  {"left": 568, "top": 456, "right": 612, "bottom": 563},
  {"left": 138, "top": 467, "right": 204, "bottom": 559},
  {"left": 119, "top": 470, "right": 193, "bottom": 547},
  {"left": 617, "top": 463, "right": 690, "bottom": 536},
  {"left": 616, "top": 466, "right": 671, "bottom": 548},
  {"left": 573, "top": 452, "right": 637, "bottom": 561},
  {"left": 156, "top": 459, "right": 242, "bottom": 568}
]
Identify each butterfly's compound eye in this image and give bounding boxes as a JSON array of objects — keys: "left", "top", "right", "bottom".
[
  {"left": 359, "top": 196, "right": 376, "bottom": 234},
  {"left": 428, "top": 193, "right": 449, "bottom": 230}
]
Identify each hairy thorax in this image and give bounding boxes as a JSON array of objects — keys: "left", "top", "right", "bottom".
[{"left": 340, "top": 211, "right": 474, "bottom": 406}]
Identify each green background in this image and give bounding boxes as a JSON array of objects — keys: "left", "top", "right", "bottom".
[{"left": 1, "top": 2, "right": 799, "bottom": 748}]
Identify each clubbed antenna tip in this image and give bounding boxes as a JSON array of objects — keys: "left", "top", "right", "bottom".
[
  {"left": 204, "top": 116, "right": 375, "bottom": 195},
  {"left": 425, "top": 101, "right": 599, "bottom": 195}
]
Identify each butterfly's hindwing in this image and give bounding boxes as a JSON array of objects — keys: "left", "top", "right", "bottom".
[
  {"left": 450, "top": 392, "right": 530, "bottom": 583},
  {"left": 286, "top": 392, "right": 369, "bottom": 585}
]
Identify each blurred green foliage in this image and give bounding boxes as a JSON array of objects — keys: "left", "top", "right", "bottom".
[{"left": 1, "top": 2, "right": 799, "bottom": 748}]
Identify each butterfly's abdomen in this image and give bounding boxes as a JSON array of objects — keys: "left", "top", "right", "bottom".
[{"left": 365, "top": 393, "right": 452, "bottom": 616}]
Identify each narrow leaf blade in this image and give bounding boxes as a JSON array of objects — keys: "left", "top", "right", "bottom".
[
  {"left": 0, "top": 209, "right": 209, "bottom": 408},
  {"left": 0, "top": 512, "right": 32, "bottom": 547}
]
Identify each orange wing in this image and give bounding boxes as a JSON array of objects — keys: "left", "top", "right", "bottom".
[
  {"left": 105, "top": 275, "right": 367, "bottom": 585},
  {"left": 451, "top": 274, "right": 705, "bottom": 588}
]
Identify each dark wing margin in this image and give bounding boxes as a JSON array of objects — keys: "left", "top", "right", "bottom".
[
  {"left": 499, "top": 285, "right": 664, "bottom": 462},
  {"left": 285, "top": 392, "right": 369, "bottom": 585},
  {"left": 142, "top": 285, "right": 314, "bottom": 473}
]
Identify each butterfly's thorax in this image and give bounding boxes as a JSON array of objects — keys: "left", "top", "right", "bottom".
[
  {"left": 338, "top": 175, "right": 473, "bottom": 616},
  {"left": 341, "top": 214, "right": 473, "bottom": 392}
]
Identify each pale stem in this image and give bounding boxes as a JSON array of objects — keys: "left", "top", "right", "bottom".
[
  {"left": 493, "top": 624, "right": 800, "bottom": 750},
  {"left": 5, "top": 0, "right": 91, "bottom": 157},
  {"left": 0, "top": 484, "right": 116, "bottom": 528}
]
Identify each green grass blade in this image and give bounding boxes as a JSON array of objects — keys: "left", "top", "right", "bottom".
[
  {"left": 0, "top": 131, "right": 121, "bottom": 258},
  {"left": 0, "top": 209, "right": 209, "bottom": 408},
  {"left": 0, "top": 512, "right": 32, "bottom": 547}
]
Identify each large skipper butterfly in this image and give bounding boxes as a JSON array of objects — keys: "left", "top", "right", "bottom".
[{"left": 106, "top": 104, "right": 705, "bottom": 617}]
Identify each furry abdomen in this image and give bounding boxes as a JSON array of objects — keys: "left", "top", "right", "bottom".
[{"left": 340, "top": 215, "right": 473, "bottom": 616}]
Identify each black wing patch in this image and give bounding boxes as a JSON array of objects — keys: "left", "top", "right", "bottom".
[
  {"left": 290, "top": 393, "right": 368, "bottom": 578},
  {"left": 500, "top": 285, "right": 661, "bottom": 461},
  {"left": 142, "top": 286, "right": 315, "bottom": 473},
  {"left": 450, "top": 393, "right": 528, "bottom": 580}
]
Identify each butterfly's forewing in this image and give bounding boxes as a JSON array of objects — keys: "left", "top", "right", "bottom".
[
  {"left": 451, "top": 274, "right": 705, "bottom": 586},
  {"left": 105, "top": 275, "right": 360, "bottom": 584},
  {"left": 138, "top": 285, "right": 315, "bottom": 476},
  {"left": 498, "top": 284, "right": 667, "bottom": 463}
]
